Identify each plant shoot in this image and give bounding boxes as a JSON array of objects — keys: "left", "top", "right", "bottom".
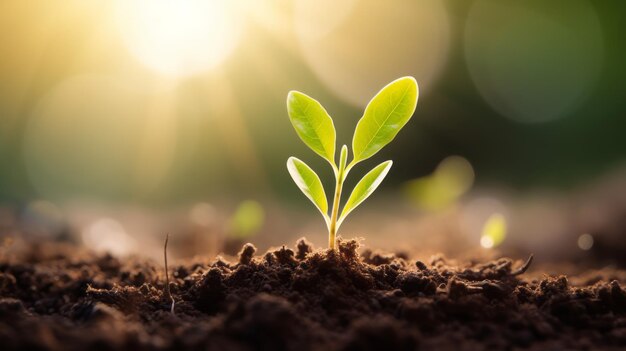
[{"left": 286, "top": 77, "right": 419, "bottom": 249}]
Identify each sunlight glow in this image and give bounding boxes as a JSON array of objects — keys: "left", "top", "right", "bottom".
[
  {"left": 116, "top": 0, "right": 243, "bottom": 77},
  {"left": 23, "top": 75, "right": 177, "bottom": 199},
  {"left": 480, "top": 236, "right": 494, "bottom": 249},
  {"left": 82, "top": 218, "right": 136, "bottom": 256}
]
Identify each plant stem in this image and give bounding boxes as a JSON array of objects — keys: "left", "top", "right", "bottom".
[{"left": 328, "top": 166, "right": 345, "bottom": 250}]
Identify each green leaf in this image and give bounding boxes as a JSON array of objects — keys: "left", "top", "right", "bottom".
[
  {"left": 287, "top": 91, "right": 336, "bottom": 164},
  {"left": 338, "top": 145, "right": 348, "bottom": 173},
  {"left": 338, "top": 160, "right": 392, "bottom": 227},
  {"left": 352, "top": 77, "right": 418, "bottom": 163},
  {"left": 286, "top": 157, "right": 329, "bottom": 222}
]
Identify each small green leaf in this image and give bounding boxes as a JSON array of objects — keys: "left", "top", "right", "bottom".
[
  {"left": 287, "top": 157, "right": 329, "bottom": 222},
  {"left": 352, "top": 77, "right": 418, "bottom": 163},
  {"left": 287, "top": 91, "right": 336, "bottom": 164},
  {"left": 338, "top": 145, "right": 348, "bottom": 173},
  {"left": 338, "top": 160, "right": 392, "bottom": 227}
]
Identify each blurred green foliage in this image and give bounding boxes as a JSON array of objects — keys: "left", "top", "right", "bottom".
[{"left": 227, "top": 200, "right": 265, "bottom": 239}]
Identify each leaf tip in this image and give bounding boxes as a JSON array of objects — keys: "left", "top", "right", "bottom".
[
  {"left": 381, "top": 160, "right": 393, "bottom": 174},
  {"left": 397, "top": 75, "right": 417, "bottom": 86},
  {"left": 395, "top": 76, "right": 419, "bottom": 95},
  {"left": 286, "top": 90, "right": 302, "bottom": 105},
  {"left": 286, "top": 156, "right": 298, "bottom": 168},
  {"left": 288, "top": 90, "right": 307, "bottom": 100}
]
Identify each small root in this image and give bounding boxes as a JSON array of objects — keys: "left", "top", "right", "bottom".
[{"left": 511, "top": 254, "right": 534, "bottom": 276}]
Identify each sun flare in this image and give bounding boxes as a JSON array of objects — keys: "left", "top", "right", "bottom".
[{"left": 115, "top": 0, "right": 243, "bottom": 77}]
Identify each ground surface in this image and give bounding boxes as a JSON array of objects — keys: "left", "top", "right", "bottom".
[{"left": 1, "top": 239, "right": 626, "bottom": 351}]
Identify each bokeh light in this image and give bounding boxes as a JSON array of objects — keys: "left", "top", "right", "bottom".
[
  {"left": 480, "top": 213, "right": 507, "bottom": 249},
  {"left": 189, "top": 202, "right": 217, "bottom": 227},
  {"left": 462, "top": 197, "right": 508, "bottom": 245},
  {"left": 465, "top": 0, "right": 603, "bottom": 123},
  {"left": 82, "top": 218, "right": 136, "bottom": 256},
  {"left": 577, "top": 233, "right": 594, "bottom": 251},
  {"left": 115, "top": 0, "right": 243, "bottom": 77},
  {"left": 294, "top": 0, "right": 450, "bottom": 106}
]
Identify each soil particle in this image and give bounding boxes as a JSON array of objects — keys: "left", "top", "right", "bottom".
[
  {"left": 273, "top": 246, "right": 298, "bottom": 266},
  {"left": 0, "top": 297, "right": 26, "bottom": 315},
  {"left": 237, "top": 243, "right": 256, "bottom": 265},
  {"left": 1, "top": 237, "right": 626, "bottom": 350},
  {"left": 195, "top": 267, "right": 227, "bottom": 313},
  {"left": 395, "top": 272, "right": 437, "bottom": 296},
  {"left": 0, "top": 272, "right": 16, "bottom": 292},
  {"left": 415, "top": 260, "right": 428, "bottom": 270},
  {"left": 296, "top": 238, "right": 313, "bottom": 260}
]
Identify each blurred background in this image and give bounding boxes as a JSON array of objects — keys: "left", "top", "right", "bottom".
[{"left": 0, "top": 0, "right": 625, "bottom": 265}]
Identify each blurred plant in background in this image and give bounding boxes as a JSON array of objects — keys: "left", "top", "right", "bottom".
[
  {"left": 404, "top": 156, "right": 474, "bottom": 211},
  {"left": 480, "top": 213, "right": 507, "bottom": 249},
  {"left": 227, "top": 200, "right": 265, "bottom": 240}
]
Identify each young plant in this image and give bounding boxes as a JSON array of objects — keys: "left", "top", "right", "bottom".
[{"left": 286, "top": 77, "right": 419, "bottom": 249}]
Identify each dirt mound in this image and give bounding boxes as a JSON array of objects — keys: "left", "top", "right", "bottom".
[{"left": 1, "top": 238, "right": 626, "bottom": 350}]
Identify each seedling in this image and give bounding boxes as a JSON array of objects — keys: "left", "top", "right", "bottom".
[{"left": 286, "top": 77, "right": 418, "bottom": 249}]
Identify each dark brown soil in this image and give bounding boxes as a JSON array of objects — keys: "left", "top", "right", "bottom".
[{"left": 1, "top": 238, "right": 626, "bottom": 351}]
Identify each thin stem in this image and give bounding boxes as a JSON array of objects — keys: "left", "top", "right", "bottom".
[{"left": 328, "top": 166, "right": 346, "bottom": 250}]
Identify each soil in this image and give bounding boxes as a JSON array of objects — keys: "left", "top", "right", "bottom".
[{"left": 1, "top": 238, "right": 626, "bottom": 351}]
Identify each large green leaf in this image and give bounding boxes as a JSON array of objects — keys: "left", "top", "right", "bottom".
[
  {"left": 287, "top": 91, "right": 336, "bottom": 164},
  {"left": 352, "top": 77, "right": 418, "bottom": 163},
  {"left": 286, "top": 157, "right": 329, "bottom": 222},
  {"left": 338, "top": 160, "right": 392, "bottom": 227}
]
